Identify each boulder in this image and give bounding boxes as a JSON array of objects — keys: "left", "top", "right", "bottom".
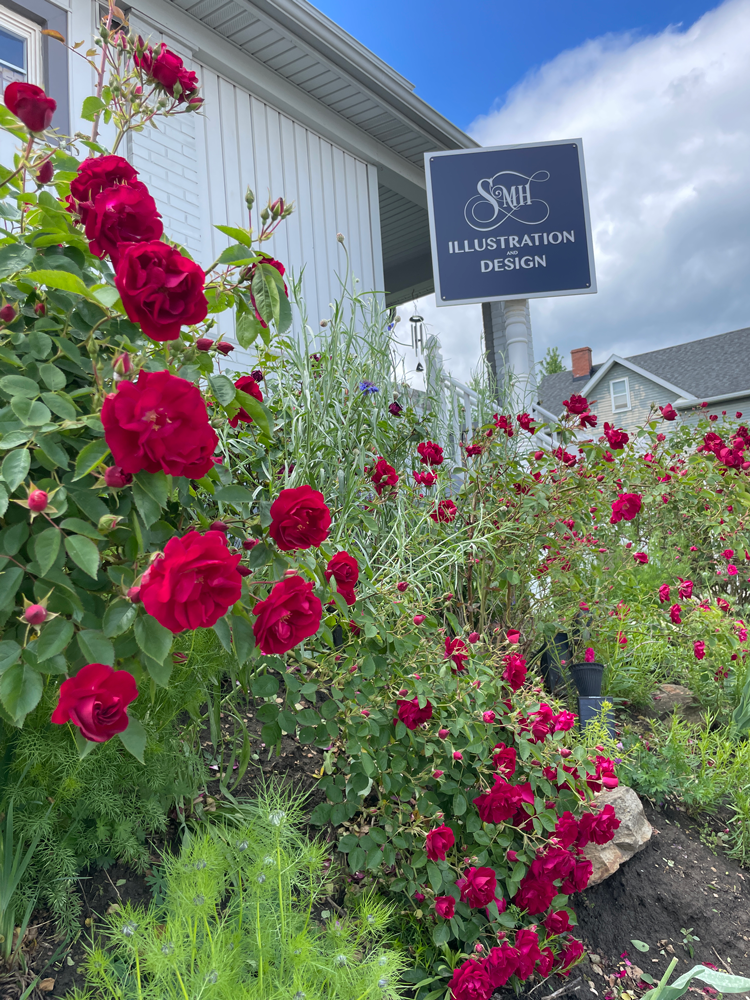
[
  {"left": 583, "top": 785, "right": 653, "bottom": 886},
  {"left": 651, "top": 683, "right": 702, "bottom": 721}
]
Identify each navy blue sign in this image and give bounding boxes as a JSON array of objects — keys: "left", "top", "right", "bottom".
[{"left": 424, "top": 139, "right": 596, "bottom": 305}]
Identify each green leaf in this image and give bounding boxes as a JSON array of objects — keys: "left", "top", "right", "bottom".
[
  {"left": 631, "top": 940, "right": 650, "bottom": 953},
  {"left": 251, "top": 673, "right": 279, "bottom": 698},
  {"left": 214, "top": 485, "right": 254, "bottom": 504},
  {"left": 64, "top": 534, "right": 100, "bottom": 579},
  {"left": 80, "top": 95, "right": 106, "bottom": 122},
  {"left": 91, "top": 284, "right": 121, "bottom": 309},
  {"left": 0, "top": 567, "right": 23, "bottom": 610},
  {"left": 36, "top": 617, "right": 74, "bottom": 661},
  {"left": 309, "top": 802, "right": 332, "bottom": 825},
  {"left": 41, "top": 391, "right": 77, "bottom": 421},
  {"left": 34, "top": 526, "right": 61, "bottom": 575},
  {"left": 0, "top": 243, "right": 35, "bottom": 278},
  {"left": 642, "top": 965, "right": 750, "bottom": 1000},
  {"left": 213, "top": 615, "right": 232, "bottom": 652},
  {"left": 118, "top": 715, "right": 146, "bottom": 764},
  {"left": 134, "top": 615, "right": 173, "bottom": 664},
  {"left": 10, "top": 396, "right": 51, "bottom": 426},
  {"left": 231, "top": 615, "right": 255, "bottom": 665},
  {"left": 432, "top": 922, "right": 450, "bottom": 946},
  {"left": 217, "top": 243, "right": 258, "bottom": 265},
  {"left": 214, "top": 225, "right": 253, "bottom": 246},
  {"left": 143, "top": 653, "right": 173, "bottom": 687},
  {"left": 1, "top": 448, "right": 30, "bottom": 491},
  {"left": 236, "top": 311, "right": 263, "bottom": 349},
  {"left": 72, "top": 437, "right": 110, "bottom": 480},
  {"left": 0, "top": 374, "right": 41, "bottom": 398},
  {"left": 102, "top": 600, "right": 137, "bottom": 638},
  {"left": 26, "top": 269, "right": 93, "bottom": 299},
  {"left": 452, "top": 792, "right": 467, "bottom": 816},
  {"left": 0, "top": 484, "right": 7, "bottom": 518},
  {"left": 427, "top": 862, "right": 443, "bottom": 892},
  {"left": 208, "top": 374, "right": 237, "bottom": 407},
  {"left": 261, "top": 721, "right": 281, "bottom": 744},
  {"left": 133, "top": 471, "right": 169, "bottom": 509},
  {"left": 74, "top": 727, "right": 98, "bottom": 758},
  {"left": 252, "top": 262, "right": 280, "bottom": 325},
  {"left": 0, "top": 663, "right": 43, "bottom": 722},
  {"left": 60, "top": 517, "right": 104, "bottom": 540},
  {"left": 77, "top": 629, "right": 115, "bottom": 666},
  {"left": 234, "top": 390, "right": 273, "bottom": 440},
  {"left": 131, "top": 480, "right": 160, "bottom": 527},
  {"left": 39, "top": 363, "right": 67, "bottom": 390},
  {"left": 0, "top": 640, "right": 21, "bottom": 674}
]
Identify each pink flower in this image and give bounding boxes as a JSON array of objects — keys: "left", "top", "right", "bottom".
[
  {"left": 659, "top": 584, "right": 670, "bottom": 603},
  {"left": 502, "top": 653, "right": 527, "bottom": 690},
  {"left": 456, "top": 866, "right": 498, "bottom": 908},
  {"left": 434, "top": 895, "right": 455, "bottom": 919},
  {"left": 723, "top": 549, "right": 735, "bottom": 559},
  {"left": 584, "top": 647, "right": 595, "bottom": 663},
  {"left": 483, "top": 710, "right": 496, "bottom": 724},
  {"left": 413, "top": 614, "right": 426, "bottom": 625},
  {"left": 396, "top": 697, "right": 433, "bottom": 730},
  {"left": 396, "top": 581, "right": 408, "bottom": 592},
  {"left": 426, "top": 824, "right": 455, "bottom": 861},
  {"left": 633, "top": 552, "right": 648, "bottom": 564},
  {"left": 669, "top": 603, "right": 682, "bottom": 624},
  {"left": 677, "top": 578, "right": 693, "bottom": 599},
  {"left": 468, "top": 631, "right": 480, "bottom": 643},
  {"left": 544, "top": 910, "right": 572, "bottom": 935},
  {"left": 438, "top": 728, "right": 450, "bottom": 739},
  {"left": 659, "top": 403, "right": 677, "bottom": 420},
  {"left": 694, "top": 640, "right": 706, "bottom": 660},
  {"left": 506, "top": 628, "right": 521, "bottom": 643},
  {"left": 433, "top": 769, "right": 444, "bottom": 778},
  {"left": 728, "top": 564, "right": 738, "bottom": 576},
  {"left": 492, "top": 743, "right": 517, "bottom": 777},
  {"left": 453, "top": 750, "right": 463, "bottom": 760},
  {"left": 610, "top": 492, "right": 642, "bottom": 523}
]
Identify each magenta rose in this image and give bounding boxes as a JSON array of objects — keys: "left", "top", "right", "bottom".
[
  {"left": 560, "top": 855, "right": 593, "bottom": 894},
  {"left": 473, "top": 776, "right": 522, "bottom": 825},
  {"left": 434, "top": 895, "right": 456, "bottom": 919},
  {"left": 492, "top": 743, "right": 517, "bottom": 778},
  {"left": 417, "top": 440, "right": 444, "bottom": 466},
  {"left": 485, "top": 944, "right": 519, "bottom": 988},
  {"left": 67, "top": 155, "right": 139, "bottom": 226},
  {"left": 515, "top": 927, "right": 542, "bottom": 980},
  {"left": 115, "top": 241, "right": 208, "bottom": 342},
  {"left": 430, "top": 499, "right": 457, "bottom": 523},
  {"left": 444, "top": 636, "right": 469, "bottom": 672},
  {"left": 83, "top": 181, "right": 163, "bottom": 265},
  {"left": 448, "top": 959, "right": 492, "bottom": 1000},
  {"left": 559, "top": 939, "right": 585, "bottom": 973},
  {"left": 609, "top": 492, "right": 642, "bottom": 524},
  {"left": 396, "top": 697, "right": 433, "bottom": 730},
  {"left": 577, "top": 804, "right": 620, "bottom": 846},
  {"left": 603, "top": 422, "right": 630, "bottom": 449},
  {"left": 140, "top": 530, "right": 242, "bottom": 632},
  {"left": 562, "top": 393, "right": 589, "bottom": 415},
  {"left": 229, "top": 375, "right": 263, "bottom": 428},
  {"left": 51, "top": 663, "right": 137, "bottom": 742},
  {"left": 325, "top": 550, "right": 359, "bottom": 605},
  {"left": 4, "top": 81, "right": 56, "bottom": 131},
  {"left": 371, "top": 457, "right": 399, "bottom": 496},
  {"left": 502, "top": 652, "right": 527, "bottom": 690},
  {"left": 425, "top": 824, "right": 455, "bottom": 861},
  {"left": 544, "top": 910, "right": 573, "bottom": 935},
  {"left": 514, "top": 873, "right": 557, "bottom": 915},
  {"left": 268, "top": 486, "right": 331, "bottom": 551},
  {"left": 554, "top": 812, "right": 579, "bottom": 848},
  {"left": 252, "top": 576, "right": 323, "bottom": 655},
  {"left": 101, "top": 369, "right": 218, "bottom": 479},
  {"left": 456, "top": 866, "right": 497, "bottom": 908}
]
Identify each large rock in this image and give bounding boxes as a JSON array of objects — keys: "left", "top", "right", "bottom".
[
  {"left": 583, "top": 785, "right": 653, "bottom": 886},
  {"left": 651, "top": 683, "right": 702, "bottom": 721}
]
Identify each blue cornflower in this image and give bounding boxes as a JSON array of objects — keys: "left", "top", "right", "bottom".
[{"left": 358, "top": 380, "right": 379, "bottom": 394}]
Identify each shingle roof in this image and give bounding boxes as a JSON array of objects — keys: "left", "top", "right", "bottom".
[{"left": 538, "top": 327, "right": 750, "bottom": 414}]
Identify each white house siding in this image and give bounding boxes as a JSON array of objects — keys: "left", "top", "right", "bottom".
[
  {"left": 590, "top": 362, "right": 681, "bottom": 434},
  {"left": 678, "top": 395, "right": 750, "bottom": 430}
]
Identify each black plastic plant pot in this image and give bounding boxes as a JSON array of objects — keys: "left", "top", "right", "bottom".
[
  {"left": 578, "top": 695, "right": 615, "bottom": 736},
  {"left": 539, "top": 632, "right": 573, "bottom": 693},
  {"left": 569, "top": 661, "right": 605, "bottom": 697}
]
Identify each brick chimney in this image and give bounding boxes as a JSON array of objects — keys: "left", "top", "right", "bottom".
[{"left": 571, "top": 347, "right": 592, "bottom": 379}]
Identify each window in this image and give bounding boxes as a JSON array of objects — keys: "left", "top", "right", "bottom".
[
  {"left": 610, "top": 377, "right": 631, "bottom": 412},
  {"left": 0, "top": 8, "right": 41, "bottom": 97}
]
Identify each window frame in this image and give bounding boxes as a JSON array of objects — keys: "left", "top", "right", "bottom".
[
  {"left": 610, "top": 376, "right": 631, "bottom": 413},
  {"left": 0, "top": 7, "right": 43, "bottom": 88},
  {"left": 0, "top": 0, "right": 68, "bottom": 133}
]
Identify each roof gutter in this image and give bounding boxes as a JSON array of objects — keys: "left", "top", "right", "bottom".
[{"left": 675, "top": 389, "right": 750, "bottom": 409}]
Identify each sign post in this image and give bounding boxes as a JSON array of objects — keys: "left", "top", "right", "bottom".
[{"left": 424, "top": 139, "right": 596, "bottom": 399}]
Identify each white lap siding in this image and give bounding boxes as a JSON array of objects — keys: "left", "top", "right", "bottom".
[{"left": 590, "top": 362, "right": 681, "bottom": 435}]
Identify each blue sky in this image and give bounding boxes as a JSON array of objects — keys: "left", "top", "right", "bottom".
[{"left": 314, "top": 1, "right": 720, "bottom": 130}]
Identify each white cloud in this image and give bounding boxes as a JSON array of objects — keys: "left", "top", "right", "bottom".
[{"left": 406, "top": 0, "right": 750, "bottom": 382}]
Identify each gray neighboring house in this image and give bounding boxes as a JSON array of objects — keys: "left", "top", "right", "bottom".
[{"left": 537, "top": 327, "right": 750, "bottom": 432}]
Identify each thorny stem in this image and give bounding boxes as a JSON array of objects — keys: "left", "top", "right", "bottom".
[
  {"left": 0, "top": 135, "right": 35, "bottom": 193},
  {"left": 90, "top": 6, "right": 114, "bottom": 144}
]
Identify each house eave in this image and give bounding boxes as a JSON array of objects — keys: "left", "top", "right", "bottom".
[
  {"left": 674, "top": 389, "right": 750, "bottom": 408},
  {"left": 581, "top": 354, "right": 694, "bottom": 401}
]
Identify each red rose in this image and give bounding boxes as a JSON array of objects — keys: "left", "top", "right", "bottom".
[
  {"left": 430, "top": 499, "right": 457, "bottom": 523},
  {"left": 101, "top": 369, "right": 218, "bottom": 478},
  {"left": 325, "top": 550, "right": 359, "bottom": 606},
  {"left": 544, "top": 910, "right": 573, "bottom": 935},
  {"left": 413, "top": 470, "right": 437, "bottom": 487},
  {"left": 609, "top": 492, "right": 642, "bottom": 523},
  {"left": 559, "top": 938, "right": 585, "bottom": 973},
  {"left": 517, "top": 412, "right": 537, "bottom": 433},
  {"left": 578, "top": 804, "right": 620, "bottom": 846},
  {"left": 140, "top": 530, "right": 241, "bottom": 632},
  {"left": 502, "top": 652, "right": 527, "bottom": 690},
  {"left": 396, "top": 696, "right": 433, "bottom": 730},
  {"left": 229, "top": 375, "right": 263, "bottom": 428},
  {"left": 67, "top": 155, "right": 139, "bottom": 223},
  {"left": 633, "top": 552, "right": 648, "bottom": 564},
  {"left": 4, "top": 81, "right": 56, "bottom": 131},
  {"left": 177, "top": 66, "right": 200, "bottom": 101},
  {"left": 660, "top": 403, "right": 677, "bottom": 420},
  {"left": 603, "top": 422, "right": 629, "bottom": 449},
  {"left": 515, "top": 927, "right": 542, "bottom": 980},
  {"left": 694, "top": 640, "right": 706, "bottom": 660},
  {"left": 579, "top": 411, "right": 597, "bottom": 428},
  {"left": 492, "top": 743, "right": 517, "bottom": 777},
  {"left": 669, "top": 603, "right": 682, "bottom": 624},
  {"left": 465, "top": 444, "right": 483, "bottom": 457},
  {"left": 448, "top": 959, "right": 492, "bottom": 1000},
  {"left": 554, "top": 445, "right": 577, "bottom": 467},
  {"left": 136, "top": 42, "right": 200, "bottom": 101},
  {"left": 417, "top": 440, "right": 444, "bottom": 465},
  {"left": 115, "top": 241, "right": 208, "bottom": 342},
  {"left": 473, "top": 776, "right": 522, "bottom": 824},
  {"left": 51, "top": 663, "right": 137, "bottom": 742},
  {"left": 83, "top": 181, "right": 163, "bottom": 264},
  {"left": 554, "top": 814, "right": 579, "bottom": 852},
  {"left": 444, "top": 636, "right": 469, "bottom": 672},
  {"left": 563, "top": 393, "right": 589, "bottom": 415},
  {"left": 678, "top": 578, "right": 693, "bottom": 599},
  {"left": 538, "top": 948, "right": 555, "bottom": 977},
  {"left": 371, "top": 457, "right": 399, "bottom": 496},
  {"left": 485, "top": 944, "right": 519, "bottom": 988},
  {"left": 532, "top": 846, "right": 575, "bottom": 882},
  {"left": 494, "top": 413, "right": 514, "bottom": 436},
  {"left": 434, "top": 895, "right": 456, "bottom": 919},
  {"left": 36, "top": 159, "right": 54, "bottom": 184},
  {"left": 560, "top": 855, "right": 593, "bottom": 894},
  {"left": 659, "top": 584, "right": 670, "bottom": 603},
  {"left": 252, "top": 575, "right": 322, "bottom": 654},
  {"left": 456, "top": 866, "right": 498, "bottom": 908},
  {"left": 103, "top": 465, "right": 133, "bottom": 488},
  {"left": 514, "top": 873, "right": 557, "bottom": 915},
  {"left": 425, "top": 824, "right": 455, "bottom": 861},
  {"left": 268, "top": 485, "right": 331, "bottom": 550}
]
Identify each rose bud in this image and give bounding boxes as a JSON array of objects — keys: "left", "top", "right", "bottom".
[
  {"left": 24, "top": 604, "right": 47, "bottom": 625},
  {"left": 0, "top": 304, "right": 16, "bottom": 324},
  {"left": 414, "top": 892, "right": 425, "bottom": 903},
  {"left": 127, "top": 585, "right": 142, "bottom": 603},
  {"left": 443, "top": 592, "right": 453, "bottom": 601},
  {"left": 237, "top": 565, "right": 251, "bottom": 577},
  {"left": 349, "top": 665, "right": 357, "bottom": 673},
  {"left": 413, "top": 614, "right": 426, "bottom": 625},
  {"left": 452, "top": 751, "right": 463, "bottom": 760},
  {"left": 104, "top": 465, "right": 133, "bottom": 488},
  {"left": 216, "top": 341, "right": 234, "bottom": 355},
  {"left": 34, "top": 302, "right": 46, "bottom": 316},
  {"left": 468, "top": 631, "right": 480, "bottom": 643},
  {"left": 113, "top": 352, "right": 132, "bottom": 376},
  {"left": 507, "top": 849, "right": 518, "bottom": 862},
  {"left": 3, "top": 81, "right": 56, "bottom": 132},
  {"left": 36, "top": 159, "right": 54, "bottom": 185},
  {"left": 209, "top": 520, "right": 228, "bottom": 533},
  {"left": 242, "top": 538, "right": 260, "bottom": 550},
  {"left": 559, "top": 747, "right": 572, "bottom": 757},
  {"left": 396, "top": 581, "right": 408, "bottom": 592},
  {"left": 433, "top": 770, "right": 444, "bottom": 778},
  {"left": 438, "top": 728, "right": 449, "bottom": 739},
  {"left": 361, "top": 708, "right": 370, "bottom": 717},
  {"left": 196, "top": 337, "right": 214, "bottom": 351},
  {"left": 482, "top": 710, "right": 496, "bottom": 724},
  {"left": 251, "top": 369, "right": 264, "bottom": 382},
  {"left": 475, "top": 943, "right": 484, "bottom": 953},
  {"left": 398, "top": 687, "right": 408, "bottom": 696},
  {"left": 28, "top": 489, "right": 48, "bottom": 512}
]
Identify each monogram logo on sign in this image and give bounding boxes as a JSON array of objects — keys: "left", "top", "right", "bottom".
[{"left": 464, "top": 170, "right": 550, "bottom": 231}]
